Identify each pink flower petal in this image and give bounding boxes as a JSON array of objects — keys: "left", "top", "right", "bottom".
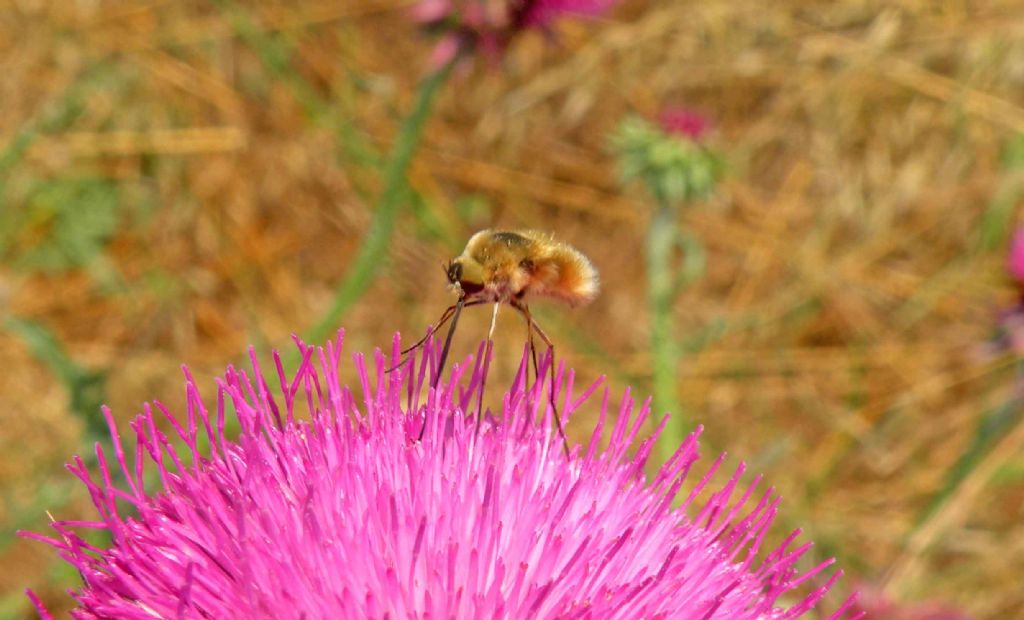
[
  {"left": 660, "top": 106, "right": 712, "bottom": 141},
  {"left": 1008, "top": 227, "right": 1024, "bottom": 284}
]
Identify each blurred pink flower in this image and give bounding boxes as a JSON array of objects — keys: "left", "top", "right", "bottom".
[
  {"left": 413, "top": 0, "right": 618, "bottom": 66},
  {"left": 516, "top": 0, "right": 618, "bottom": 28},
  {"left": 1008, "top": 227, "right": 1024, "bottom": 284},
  {"left": 24, "top": 331, "right": 856, "bottom": 618},
  {"left": 850, "top": 585, "right": 971, "bottom": 619},
  {"left": 983, "top": 228, "right": 1024, "bottom": 359},
  {"left": 660, "top": 106, "right": 712, "bottom": 141}
]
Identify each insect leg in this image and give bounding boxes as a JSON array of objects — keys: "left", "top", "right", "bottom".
[
  {"left": 516, "top": 301, "right": 540, "bottom": 418},
  {"left": 475, "top": 302, "right": 501, "bottom": 434},
  {"left": 512, "top": 301, "right": 569, "bottom": 457},
  {"left": 433, "top": 296, "right": 466, "bottom": 389},
  {"left": 418, "top": 298, "right": 490, "bottom": 387},
  {"left": 391, "top": 297, "right": 490, "bottom": 375},
  {"left": 420, "top": 296, "right": 466, "bottom": 441},
  {"left": 520, "top": 303, "right": 539, "bottom": 449},
  {"left": 387, "top": 303, "right": 458, "bottom": 374},
  {"left": 513, "top": 298, "right": 540, "bottom": 392}
]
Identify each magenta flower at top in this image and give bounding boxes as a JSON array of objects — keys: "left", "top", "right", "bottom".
[
  {"left": 985, "top": 227, "right": 1024, "bottom": 358},
  {"left": 24, "top": 330, "right": 857, "bottom": 618},
  {"left": 413, "top": 0, "right": 618, "bottom": 66},
  {"left": 660, "top": 106, "right": 712, "bottom": 142},
  {"left": 515, "top": 0, "right": 617, "bottom": 28},
  {"left": 1007, "top": 227, "right": 1024, "bottom": 285}
]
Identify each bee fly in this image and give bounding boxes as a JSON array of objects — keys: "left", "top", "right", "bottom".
[{"left": 398, "top": 230, "right": 599, "bottom": 455}]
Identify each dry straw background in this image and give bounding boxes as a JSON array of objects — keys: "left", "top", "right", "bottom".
[{"left": 3, "top": 1, "right": 1024, "bottom": 617}]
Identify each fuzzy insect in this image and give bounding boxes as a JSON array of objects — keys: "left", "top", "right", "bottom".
[{"left": 401, "top": 230, "right": 599, "bottom": 454}]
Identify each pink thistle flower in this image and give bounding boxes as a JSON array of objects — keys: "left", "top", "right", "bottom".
[
  {"left": 516, "top": 0, "right": 619, "bottom": 28},
  {"left": 1008, "top": 227, "right": 1024, "bottom": 285},
  {"left": 413, "top": 0, "right": 618, "bottom": 66},
  {"left": 660, "top": 106, "right": 713, "bottom": 142},
  {"left": 984, "top": 227, "right": 1024, "bottom": 359},
  {"left": 23, "top": 331, "right": 857, "bottom": 618}
]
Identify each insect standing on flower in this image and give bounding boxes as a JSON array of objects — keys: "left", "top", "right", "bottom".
[{"left": 402, "top": 230, "right": 599, "bottom": 454}]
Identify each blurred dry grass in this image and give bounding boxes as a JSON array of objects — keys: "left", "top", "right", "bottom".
[{"left": 2, "top": 0, "right": 1024, "bottom": 617}]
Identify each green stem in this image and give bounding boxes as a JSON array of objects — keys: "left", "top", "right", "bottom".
[
  {"left": 647, "top": 204, "right": 686, "bottom": 463},
  {"left": 306, "top": 61, "right": 455, "bottom": 345},
  {"left": 671, "top": 228, "right": 706, "bottom": 298}
]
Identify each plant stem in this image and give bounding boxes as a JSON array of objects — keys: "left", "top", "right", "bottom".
[
  {"left": 306, "top": 61, "right": 455, "bottom": 345},
  {"left": 648, "top": 203, "right": 686, "bottom": 463}
]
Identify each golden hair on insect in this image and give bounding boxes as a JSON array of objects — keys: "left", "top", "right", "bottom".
[
  {"left": 399, "top": 230, "right": 599, "bottom": 455},
  {"left": 446, "top": 230, "right": 599, "bottom": 307}
]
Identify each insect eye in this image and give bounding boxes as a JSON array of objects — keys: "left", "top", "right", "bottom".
[{"left": 447, "top": 261, "right": 462, "bottom": 284}]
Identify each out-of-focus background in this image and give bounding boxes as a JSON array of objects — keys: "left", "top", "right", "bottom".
[{"left": 3, "top": 1, "right": 1023, "bottom": 617}]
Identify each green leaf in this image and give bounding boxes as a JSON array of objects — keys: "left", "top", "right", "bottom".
[
  {"left": 10, "top": 177, "right": 121, "bottom": 273},
  {"left": 915, "top": 397, "right": 1023, "bottom": 527},
  {"left": 977, "top": 134, "right": 1024, "bottom": 252}
]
